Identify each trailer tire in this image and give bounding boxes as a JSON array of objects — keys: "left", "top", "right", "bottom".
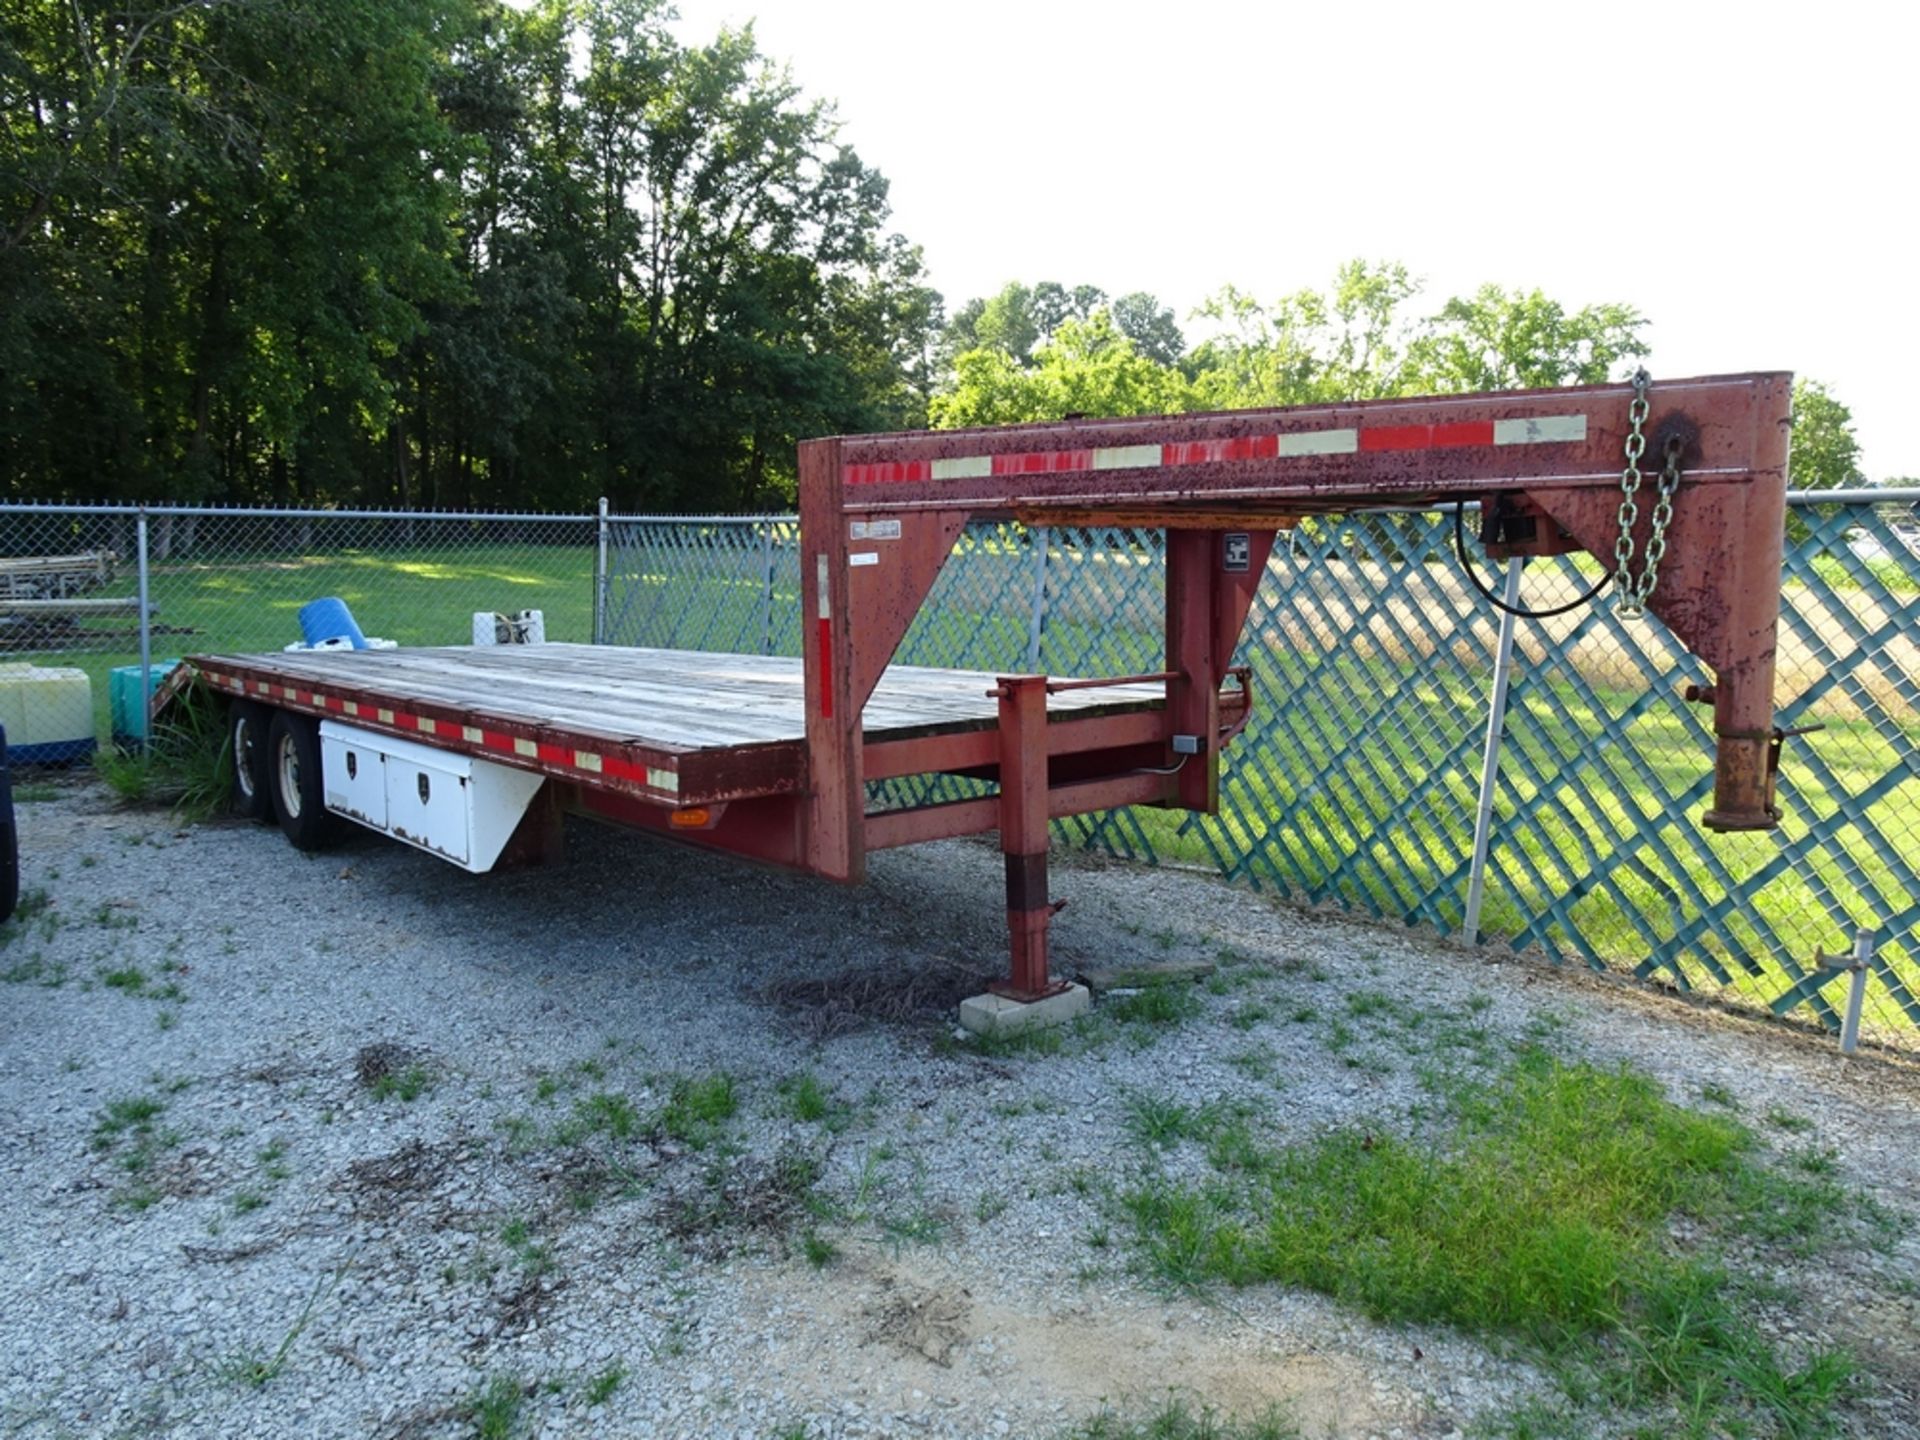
[
  {"left": 230, "top": 701, "right": 272, "bottom": 822},
  {"left": 267, "top": 711, "right": 344, "bottom": 851}
]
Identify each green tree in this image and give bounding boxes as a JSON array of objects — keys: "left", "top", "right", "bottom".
[
  {"left": 1405, "top": 286, "right": 1647, "bottom": 391},
  {"left": 1787, "top": 380, "right": 1864, "bottom": 493},
  {"left": 929, "top": 311, "right": 1189, "bottom": 428},
  {"left": 1187, "top": 260, "right": 1422, "bottom": 409}
]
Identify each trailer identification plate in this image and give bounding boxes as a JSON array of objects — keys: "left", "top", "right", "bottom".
[
  {"left": 850, "top": 519, "right": 902, "bottom": 541},
  {"left": 1223, "top": 532, "right": 1250, "bottom": 572},
  {"left": 849, "top": 552, "right": 880, "bottom": 567}
]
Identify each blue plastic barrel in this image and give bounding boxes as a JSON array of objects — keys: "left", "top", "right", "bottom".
[{"left": 298, "top": 596, "right": 368, "bottom": 650}]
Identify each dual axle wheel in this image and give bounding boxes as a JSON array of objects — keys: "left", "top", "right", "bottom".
[{"left": 229, "top": 701, "right": 344, "bottom": 851}]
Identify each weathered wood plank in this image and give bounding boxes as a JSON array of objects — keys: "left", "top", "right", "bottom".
[{"left": 193, "top": 643, "right": 1165, "bottom": 753}]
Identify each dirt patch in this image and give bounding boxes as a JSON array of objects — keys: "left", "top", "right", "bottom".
[
  {"left": 740, "top": 1253, "right": 1401, "bottom": 1436},
  {"left": 865, "top": 1277, "right": 972, "bottom": 1366},
  {"left": 761, "top": 958, "right": 986, "bottom": 1038}
]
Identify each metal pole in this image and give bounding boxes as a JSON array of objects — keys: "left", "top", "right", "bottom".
[
  {"left": 1025, "top": 528, "right": 1048, "bottom": 672},
  {"left": 136, "top": 508, "right": 152, "bottom": 753},
  {"left": 1841, "top": 927, "right": 1872, "bottom": 1055},
  {"left": 1463, "top": 556, "right": 1524, "bottom": 942},
  {"left": 592, "top": 497, "right": 609, "bottom": 645},
  {"left": 761, "top": 521, "right": 776, "bottom": 656}
]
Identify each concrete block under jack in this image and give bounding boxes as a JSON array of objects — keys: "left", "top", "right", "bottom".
[{"left": 958, "top": 983, "right": 1092, "bottom": 1038}]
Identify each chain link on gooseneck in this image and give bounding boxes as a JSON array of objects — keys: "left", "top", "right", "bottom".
[{"left": 1613, "top": 368, "right": 1683, "bottom": 618}]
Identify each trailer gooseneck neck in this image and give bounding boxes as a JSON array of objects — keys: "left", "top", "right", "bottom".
[{"left": 185, "top": 373, "right": 1793, "bottom": 1015}]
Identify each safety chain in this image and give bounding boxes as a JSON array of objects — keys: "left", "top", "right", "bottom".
[{"left": 1612, "top": 368, "right": 1684, "bottom": 618}]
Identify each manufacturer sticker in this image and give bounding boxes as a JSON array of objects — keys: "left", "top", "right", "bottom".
[
  {"left": 1223, "top": 532, "right": 1250, "bottom": 573},
  {"left": 849, "top": 551, "right": 880, "bottom": 567}
]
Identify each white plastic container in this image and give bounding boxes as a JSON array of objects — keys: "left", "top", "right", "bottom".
[{"left": 0, "top": 664, "right": 95, "bottom": 762}]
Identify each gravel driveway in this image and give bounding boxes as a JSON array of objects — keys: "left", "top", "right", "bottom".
[{"left": 1, "top": 780, "right": 1916, "bottom": 1439}]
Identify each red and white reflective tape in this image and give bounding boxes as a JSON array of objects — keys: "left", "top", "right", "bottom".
[
  {"left": 814, "top": 552, "right": 834, "bottom": 719},
  {"left": 843, "top": 415, "right": 1588, "bottom": 487},
  {"left": 203, "top": 671, "right": 679, "bottom": 796}
]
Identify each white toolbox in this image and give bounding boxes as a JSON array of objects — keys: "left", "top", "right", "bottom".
[{"left": 320, "top": 721, "right": 543, "bottom": 872}]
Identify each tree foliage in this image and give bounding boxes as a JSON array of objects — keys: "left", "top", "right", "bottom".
[
  {"left": 1, "top": 0, "right": 939, "bottom": 508},
  {"left": 934, "top": 261, "right": 1653, "bottom": 432},
  {"left": 1786, "top": 379, "right": 1864, "bottom": 493}
]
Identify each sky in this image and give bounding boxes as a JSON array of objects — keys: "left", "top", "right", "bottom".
[{"left": 669, "top": 0, "right": 1918, "bottom": 482}]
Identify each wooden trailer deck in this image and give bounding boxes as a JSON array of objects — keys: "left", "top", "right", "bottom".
[{"left": 187, "top": 642, "right": 1169, "bottom": 808}]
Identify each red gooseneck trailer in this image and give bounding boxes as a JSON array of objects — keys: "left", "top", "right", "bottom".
[{"left": 173, "top": 374, "right": 1793, "bottom": 1027}]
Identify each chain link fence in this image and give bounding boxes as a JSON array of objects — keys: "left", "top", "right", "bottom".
[
  {"left": 4, "top": 494, "right": 1916, "bottom": 1049},
  {"left": 0, "top": 504, "right": 598, "bottom": 749},
  {"left": 601, "top": 495, "right": 1920, "bottom": 1051}
]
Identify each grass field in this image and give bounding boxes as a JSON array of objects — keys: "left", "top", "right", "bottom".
[{"left": 8, "top": 542, "right": 596, "bottom": 740}]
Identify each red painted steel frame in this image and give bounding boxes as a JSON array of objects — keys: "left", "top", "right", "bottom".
[{"left": 798, "top": 372, "right": 1792, "bottom": 999}]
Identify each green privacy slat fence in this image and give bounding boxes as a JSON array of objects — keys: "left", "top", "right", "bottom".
[{"left": 604, "top": 496, "right": 1920, "bottom": 1048}]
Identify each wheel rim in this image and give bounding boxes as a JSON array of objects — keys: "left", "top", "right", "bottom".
[
  {"left": 234, "top": 714, "right": 259, "bottom": 800},
  {"left": 276, "top": 731, "right": 303, "bottom": 820}
]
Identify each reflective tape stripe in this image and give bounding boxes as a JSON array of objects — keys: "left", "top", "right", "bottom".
[
  {"left": 1092, "top": 444, "right": 1162, "bottom": 470},
  {"left": 1494, "top": 415, "right": 1587, "bottom": 445},
  {"left": 1278, "top": 428, "right": 1359, "bottom": 457},
  {"left": 930, "top": 455, "right": 994, "bottom": 481},
  {"left": 844, "top": 411, "right": 1590, "bottom": 484}
]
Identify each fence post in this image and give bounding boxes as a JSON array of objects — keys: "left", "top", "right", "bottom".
[
  {"left": 1463, "top": 556, "right": 1523, "bottom": 942},
  {"left": 761, "top": 522, "right": 776, "bottom": 656},
  {"left": 136, "top": 507, "right": 152, "bottom": 754},
  {"left": 593, "top": 497, "right": 609, "bottom": 645},
  {"left": 1024, "top": 527, "right": 1048, "bottom": 671}
]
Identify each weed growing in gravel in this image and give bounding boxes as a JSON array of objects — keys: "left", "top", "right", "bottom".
[
  {"left": 467, "top": 1373, "right": 527, "bottom": 1439},
  {"left": 217, "top": 1265, "right": 341, "bottom": 1389},
  {"left": 779, "top": 1070, "right": 849, "bottom": 1128},
  {"left": 101, "top": 965, "right": 148, "bottom": 993},
  {"left": 0, "top": 889, "right": 52, "bottom": 947},
  {"left": 1124, "top": 1094, "right": 1208, "bottom": 1150},
  {"left": 582, "top": 1364, "right": 625, "bottom": 1405},
  {"left": 92, "top": 902, "right": 137, "bottom": 931},
  {"left": 1119, "top": 1048, "right": 1880, "bottom": 1439},
  {"left": 565, "top": 1091, "right": 641, "bottom": 1142},
  {"left": 368, "top": 1065, "right": 433, "bottom": 1102},
  {"left": 660, "top": 1073, "right": 737, "bottom": 1148},
  {"left": 92, "top": 1094, "right": 179, "bottom": 1206},
  {"left": 1105, "top": 984, "right": 1203, "bottom": 1029},
  {"left": 801, "top": 1231, "right": 837, "bottom": 1267},
  {"left": 1066, "top": 1397, "right": 1300, "bottom": 1439},
  {"left": 1, "top": 954, "right": 67, "bottom": 986}
]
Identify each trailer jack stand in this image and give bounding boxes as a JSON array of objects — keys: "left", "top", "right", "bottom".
[{"left": 957, "top": 675, "right": 1093, "bottom": 1037}]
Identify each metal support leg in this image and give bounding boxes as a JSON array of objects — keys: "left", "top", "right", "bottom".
[{"left": 991, "top": 675, "right": 1066, "bottom": 1001}]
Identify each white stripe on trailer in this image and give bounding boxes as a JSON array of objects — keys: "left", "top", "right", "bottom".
[
  {"left": 1279, "top": 429, "right": 1359, "bottom": 457},
  {"left": 648, "top": 767, "right": 679, "bottom": 794},
  {"left": 575, "top": 750, "right": 603, "bottom": 773},
  {"left": 1494, "top": 415, "right": 1587, "bottom": 445},
  {"left": 1092, "top": 444, "right": 1162, "bottom": 470},
  {"left": 931, "top": 455, "right": 994, "bottom": 481}
]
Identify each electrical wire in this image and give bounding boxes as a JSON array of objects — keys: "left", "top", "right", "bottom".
[{"left": 1452, "top": 504, "right": 1612, "bottom": 619}]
